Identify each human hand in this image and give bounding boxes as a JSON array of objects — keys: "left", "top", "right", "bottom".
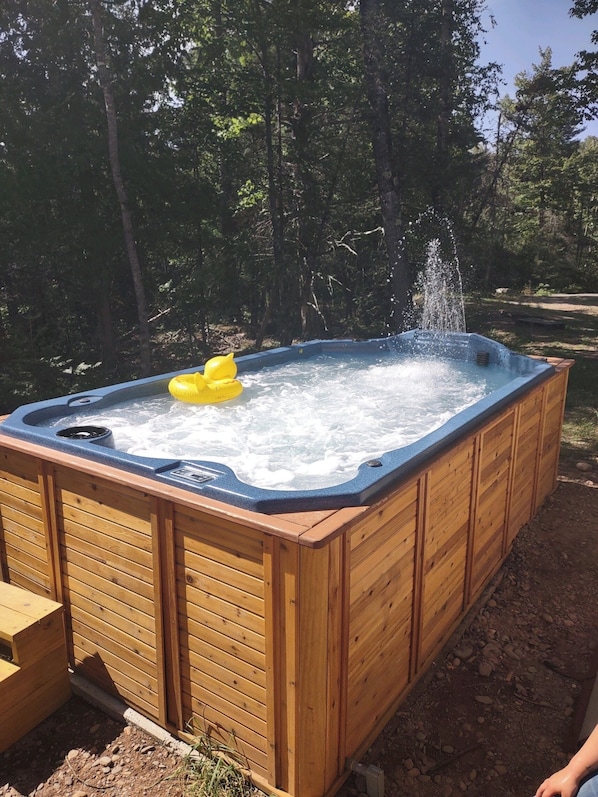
[{"left": 534, "top": 766, "right": 580, "bottom": 797}]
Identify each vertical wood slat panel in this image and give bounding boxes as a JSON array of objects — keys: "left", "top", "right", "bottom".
[
  {"left": 158, "top": 498, "right": 184, "bottom": 732},
  {"left": 325, "top": 534, "right": 346, "bottom": 790},
  {"left": 0, "top": 449, "right": 53, "bottom": 595},
  {"left": 263, "top": 534, "right": 278, "bottom": 788},
  {"left": 507, "top": 387, "right": 544, "bottom": 546},
  {"left": 175, "top": 509, "right": 269, "bottom": 779},
  {"left": 150, "top": 496, "right": 168, "bottom": 727},
  {"left": 535, "top": 368, "right": 569, "bottom": 510},
  {"left": 419, "top": 439, "right": 475, "bottom": 669},
  {"left": 346, "top": 480, "right": 418, "bottom": 757},
  {"left": 54, "top": 466, "right": 161, "bottom": 721},
  {"left": 409, "top": 472, "right": 428, "bottom": 679},
  {"left": 470, "top": 410, "right": 515, "bottom": 600},
  {"left": 38, "top": 463, "right": 62, "bottom": 603},
  {"left": 271, "top": 535, "right": 346, "bottom": 797},
  {"left": 277, "top": 538, "right": 299, "bottom": 791},
  {"left": 296, "top": 545, "right": 332, "bottom": 797}
]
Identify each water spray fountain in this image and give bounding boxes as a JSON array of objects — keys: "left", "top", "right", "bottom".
[
  {"left": 418, "top": 237, "right": 466, "bottom": 333},
  {"left": 388, "top": 209, "right": 467, "bottom": 334}
]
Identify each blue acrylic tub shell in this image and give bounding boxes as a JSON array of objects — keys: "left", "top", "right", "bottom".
[{"left": 0, "top": 332, "right": 554, "bottom": 513}]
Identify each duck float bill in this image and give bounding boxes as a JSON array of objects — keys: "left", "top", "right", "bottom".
[{"left": 168, "top": 353, "right": 243, "bottom": 404}]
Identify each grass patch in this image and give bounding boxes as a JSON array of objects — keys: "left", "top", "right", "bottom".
[{"left": 180, "top": 734, "right": 258, "bottom": 797}]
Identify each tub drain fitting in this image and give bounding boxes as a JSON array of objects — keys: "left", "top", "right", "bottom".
[{"left": 56, "top": 426, "right": 114, "bottom": 448}]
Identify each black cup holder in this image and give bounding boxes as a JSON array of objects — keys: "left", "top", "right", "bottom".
[{"left": 56, "top": 426, "right": 114, "bottom": 448}]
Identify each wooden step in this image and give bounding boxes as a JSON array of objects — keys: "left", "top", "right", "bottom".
[{"left": 0, "top": 581, "right": 71, "bottom": 752}]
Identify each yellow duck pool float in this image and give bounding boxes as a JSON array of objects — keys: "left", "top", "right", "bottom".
[{"left": 168, "top": 353, "right": 243, "bottom": 404}]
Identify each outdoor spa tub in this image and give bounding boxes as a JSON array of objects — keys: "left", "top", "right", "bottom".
[{"left": 0, "top": 332, "right": 572, "bottom": 797}]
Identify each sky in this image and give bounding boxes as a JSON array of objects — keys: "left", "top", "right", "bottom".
[{"left": 478, "top": 0, "right": 598, "bottom": 139}]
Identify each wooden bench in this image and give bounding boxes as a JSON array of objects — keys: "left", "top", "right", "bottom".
[{"left": 0, "top": 582, "right": 71, "bottom": 752}]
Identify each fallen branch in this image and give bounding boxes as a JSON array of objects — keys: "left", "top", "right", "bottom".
[{"left": 426, "top": 743, "right": 482, "bottom": 776}]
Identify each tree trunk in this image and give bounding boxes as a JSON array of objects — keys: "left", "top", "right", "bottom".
[
  {"left": 292, "top": 30, "right": 326, "bottom": 340},
  {"left": 213, "top": 0, "right": 240, "bottom": 321},
  {"left": 96, "top": 286, "right": 116, "bottom": 372},
  {"left": 88, "top": 0, "right": 151, "bottom": 376},
  {"left": 434, "top": 0, "right": 453, "bottom": 211},
  {"left": 359, "top": 0, "right": 411, "bottom": 331},
  {"left": 257, "top": 39, "right": 293, "bottom": 348}
]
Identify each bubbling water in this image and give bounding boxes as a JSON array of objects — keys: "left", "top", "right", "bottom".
[{"left": 44, "top": 353, "right": 511, "bottom": 491}]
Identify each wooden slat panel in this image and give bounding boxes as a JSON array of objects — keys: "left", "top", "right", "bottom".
[
  {"left": 177, "top": 533, "right": 264, "bottom": 581},
  {"left": 178, "top": 577, "right": 265, "bottom": 637},
  {"left": 420, "top": 546, "right": 468, "bottom": 664},
  {"left": 61, "top": 559, "right": 155, "bottom": 622},
  {"left": 184, "top": 653, "right": 267, "bottom": 721},
  {"left": 422, "top": 547, "right": 467, "bottom": 623},
  {"left": 181, "top": 638, "right": 266, "bottom": 691},
  {"left": 2, "top": 570, "right": 51, "bottom": 597},
  {"left": 182, "top": 673, "right": 268, "bottom": 738},
  {"left": 350, "top": 482, "right": 418, "bottom": 553},
  {"left": 479, "top": 413, "right": 514, "bottom": 482},
  {"left": 54, "top": 468, "right": 152, "bottom": 530},
  {"left": 536, "top": 372, "right": 567, "bottom": 507},
  {"left": 175, "top": 507, "right": 265, "bottom": 564},
  {"left": 62, "top": 526, "right": 153, "bottom": 581},
  {"left": 0, "top": 455, "right": 49, "bottom": 591},
  {"left": 59, "top": 503, "right": 152, "bottom": 553},
  {"left": 3, "top": 527, "right": 46, "bottom": 562},
  {"left": 54, "top": 468, "right": 160, "bottom": 721},
  {"left": 71, "top": 610, "right": 157, "bottom": 677},
  {"left": 73, "top": 634, "right": 158, "bottom": 719},
  {"left": 508, "top": 387, "right": 544, "bottom": 543},
  {"left": 1, "top": 516, "right": 46, "bottom": 556},
  {"left": 350, "top": 502, "right": 417, "bottom": 603},
  {"left": 0, "top": 483, "right": 44, "bottom": 522},
  {"left": 346, "top": 595, "right": 412, "bottom": 754},
  {"left": 471, "top": 531, "right": 503, "bottom": 599},
  {"left": 63, "top": 578, "right": 156, "bottom": 646},
  {"left": 423, "top": 516, "right": 469, "bottom": 577},
  {"left": 181, "top": 600, "right": 265, "bottom": 656},
  {"left": 350, "top": 544, "right": 414, "bottom": 616},
  {"left": 346, "top": 492, "right": 417, "bottom": 756},
  {"left": 175, "top": 519, "right": 268, "bottom": 777},
  {"left": 71, "top": 621, "right": 158, "bottom": 692},
  {"left": 419, "top": 584, "right": 463, "bottom": 661},
  {"left": 0, "top": 448, "right": 40, "bottom": 485},
  {"left": 61, "top": 546, "right": 154, "bottom": 602},
  {"left": 182, "top": 610, "right": 265, "bottom": 669},
  {"left": 3, "top": 541, "right": 51, "bottom": 590},
  {"left": 470, "top": 412, "right": 514, "bottom": 598},
  {"left": 418, "top": 437, "right": 474, "bottom": 669},
  {"left": 350, "top": 544, "right": 415, "bottom": 649},
  {"left": 179, "top": 545, "right": 264, "bottom": 600}
]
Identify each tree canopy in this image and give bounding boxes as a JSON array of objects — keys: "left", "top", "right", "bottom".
[{"left": 0, "top": 0, "right": 596, "bottom": 409}]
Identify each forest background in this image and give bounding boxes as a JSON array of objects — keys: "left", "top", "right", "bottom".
[{"left": 1, "top": 0, "right": 597, "bottom": 411}]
